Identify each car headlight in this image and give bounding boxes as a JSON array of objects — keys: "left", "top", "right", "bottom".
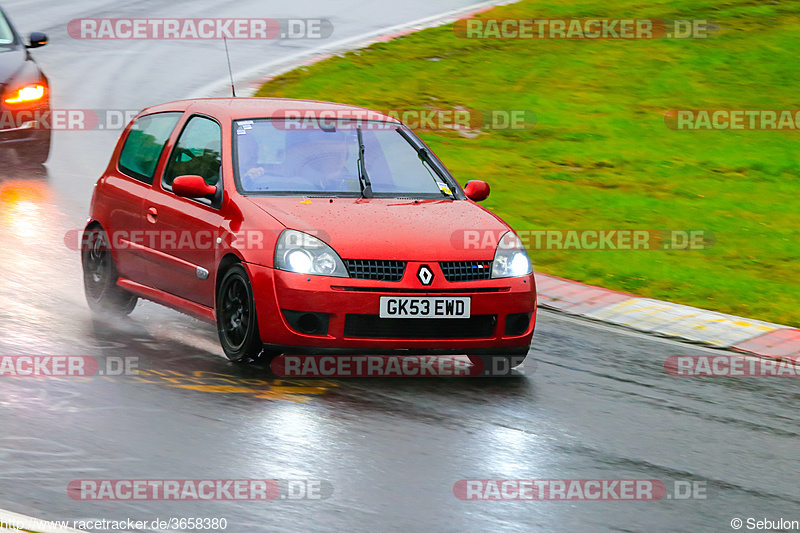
[
  {"left": 275, "top": 229, "right": 349, "bottom": 278},
  {"left": 4, "top": 84, "right": 46, "bottom": 104},
  {"left": 491, "top": 231, "right": 532, "bottom": 278}
]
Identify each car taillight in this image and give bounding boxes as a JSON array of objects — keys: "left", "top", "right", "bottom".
[{"left": 4, "top": 84, "right": 46, "bottom": 104}]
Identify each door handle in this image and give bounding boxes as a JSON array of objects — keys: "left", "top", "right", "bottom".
[{"left": 147, "top": 207, "right": 158, "bottom": 224}]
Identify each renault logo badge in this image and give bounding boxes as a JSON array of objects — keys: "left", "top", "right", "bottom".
[{"left": 417, "top": 265, "right": 434, "bottom": 286}]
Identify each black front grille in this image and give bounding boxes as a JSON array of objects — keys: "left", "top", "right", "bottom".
[
  {"left": 344, "top": 259, "right": 406, "bottom": 282},
  {"left": 440, "top": 261, "right": 493, "bottom": 282},
  {"left": 344, "top": 314, "right": 497, "bottom": 339}
]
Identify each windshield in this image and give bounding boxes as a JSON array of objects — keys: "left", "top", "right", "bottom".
[
  {"left": 0, "top": 11, "right": 14, "bottom": 45},
  {"left": 233, "top": 119, "right": 457, "bottom": 198}
]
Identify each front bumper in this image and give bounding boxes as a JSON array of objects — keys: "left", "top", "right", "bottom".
[
  {"left": 0, "top": 120, "right": 41, "bottom": 144},
  {"left": 246, "top": 261, "right": 536, "bottom": 353},
  {"left": 0, "top": 102, "right": 50, "bottom": 145}
]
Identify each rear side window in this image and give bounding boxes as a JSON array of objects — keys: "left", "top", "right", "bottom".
[{"left": 118, "top": 112, "right": 182, "bottom": 184}]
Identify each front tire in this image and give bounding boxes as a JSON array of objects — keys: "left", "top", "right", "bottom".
[
  {"left": 82, "top": 226, "right": 138, "bottom": 316},
  {"left": 216, "top": 264, "right": 263, "bottom": 362}
]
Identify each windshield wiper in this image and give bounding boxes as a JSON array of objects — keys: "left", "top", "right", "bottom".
[
  {"left": 395, "top": 127, "right": 455, "bottom": 198},
  {"left": 356, "top": 126, "right": 373, "bottom": 199}
]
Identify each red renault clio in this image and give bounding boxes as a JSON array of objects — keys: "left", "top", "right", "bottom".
[{"left": 82, "top": 98, "right": 536, "bottom": 373}]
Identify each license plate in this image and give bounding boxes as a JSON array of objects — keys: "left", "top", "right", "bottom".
[{"left": 379, "top": 297, "right": 471, "bottom": 318}]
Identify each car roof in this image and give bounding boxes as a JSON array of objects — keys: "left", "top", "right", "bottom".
[{"left": 140, "top": 97, "right": 402, "bottom": 123}]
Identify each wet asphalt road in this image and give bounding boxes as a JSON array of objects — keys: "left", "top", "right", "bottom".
[{"left": 0, "top": 1, "right": 799, "bottom": 532}]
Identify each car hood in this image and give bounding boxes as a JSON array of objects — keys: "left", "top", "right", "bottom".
[
  {"left": 0, "top": 48, "right": 25, "bottom": 86},
  {"left": 245, "top": 197, "right": 509, "bottom": 260}
]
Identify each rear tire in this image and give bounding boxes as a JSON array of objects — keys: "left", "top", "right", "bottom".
[
  {"left": 216, "top": 264, "right": 263, "bottom": 362},
  {"left": 81, "top": 226, "right": 138, "bottom": 316}
]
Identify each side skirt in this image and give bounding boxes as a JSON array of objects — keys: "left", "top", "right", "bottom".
[{"left": 116, "top": 278, "right": 216, "bottom": 323}]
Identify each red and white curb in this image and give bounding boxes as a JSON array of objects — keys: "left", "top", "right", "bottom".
[
  {"left": 535, "top": 273, "right": 800, "bottom": 358},
  {"left": 187, "top": 0, "right": 518, "bottom": 99}
]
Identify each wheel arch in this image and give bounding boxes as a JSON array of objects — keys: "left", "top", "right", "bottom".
[
  {"left": 84, "top": 219, "right": 102, "bottom": 231},
  {"left": 215, "top": 252, "right": 245, "bottom": 305}
]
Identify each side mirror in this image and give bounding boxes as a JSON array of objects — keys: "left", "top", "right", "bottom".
[
  {"left": 464, "top": 180, "right": 490, "bottom": 202},
  {"left": 172, "top": 175, "right": 217, "bottom": 199},
  {"left": 27, "top": 32, "right": 48, "bottom": 49}
]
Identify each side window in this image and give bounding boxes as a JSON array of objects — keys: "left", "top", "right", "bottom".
[
  {"left": 163, "top": 116, "right": 222, "bottom": 190},
  {"left": 118, "top": 112, "right": 182, "bottom": 184},
  {"left": 0, "top": 12, "right": 16, "bottom": 45}
]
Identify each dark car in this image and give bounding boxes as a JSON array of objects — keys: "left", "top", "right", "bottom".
[{"left": 0, "top": 5, "right": 49, "bottom": 164}]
